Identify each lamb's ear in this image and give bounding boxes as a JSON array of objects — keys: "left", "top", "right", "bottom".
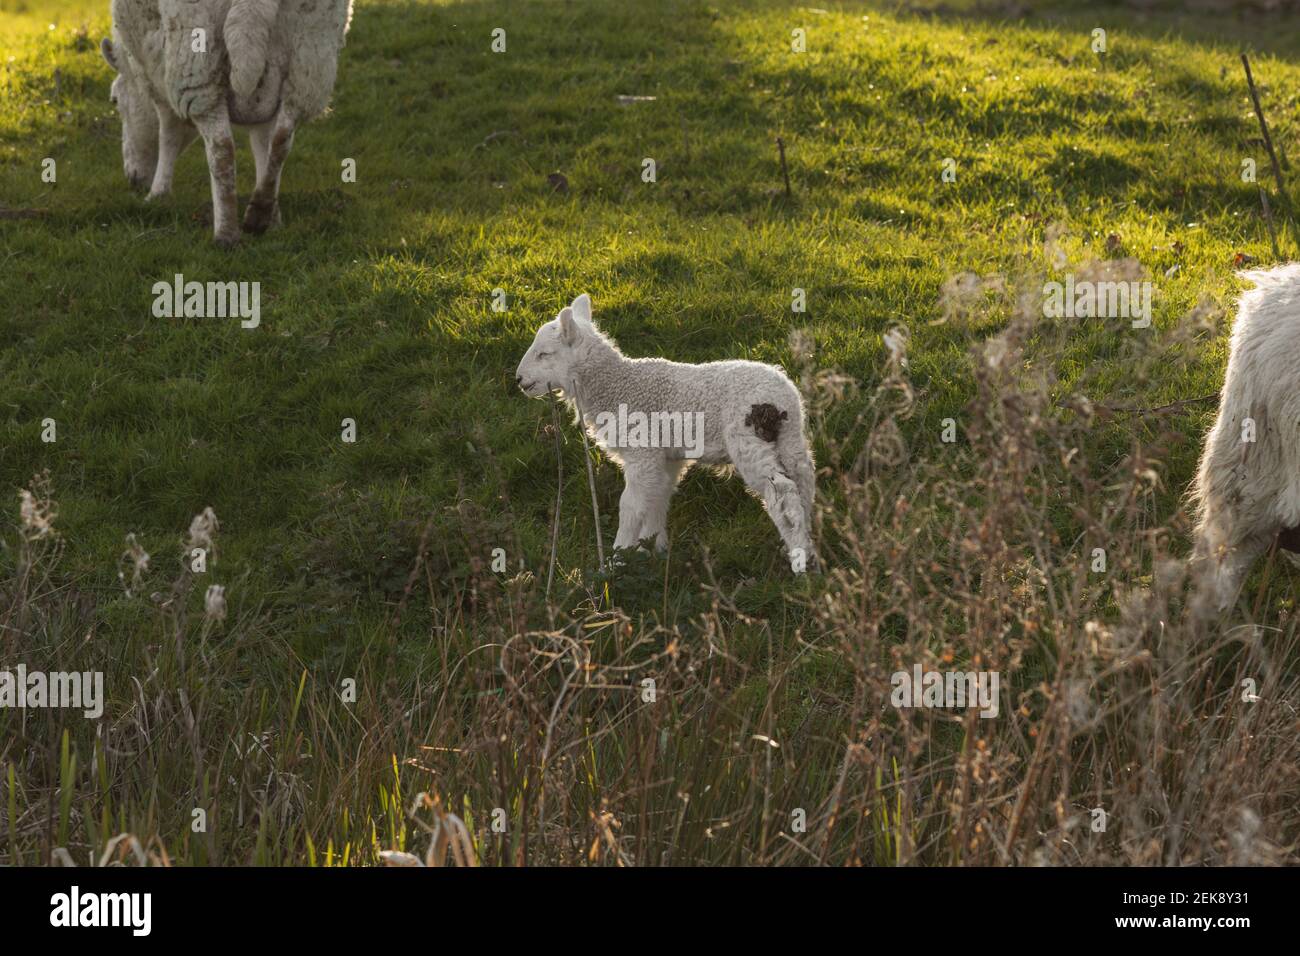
[
  {"left": 571, "top": 293, "right": 592, "bottom": 326},
  {"left": 100, "top": 38, "right": 118, "bottom": 71},
  {"left": 559, "top": 307, "right": 578, "bottom": 345}
]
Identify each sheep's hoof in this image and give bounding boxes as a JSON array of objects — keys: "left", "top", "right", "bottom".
[
  {"left": 213, "top": 231, "right": 241, "bottom": 250},
  {"left": 242, "top": 200, "right": 280, "bottom": 235}
]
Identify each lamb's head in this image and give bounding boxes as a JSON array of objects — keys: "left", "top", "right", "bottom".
[
  {"left": 100, "top": 37, "right": 159, "bottom": 190},
  {"left": 515, "top": 294, "right": 598, "bottom": 399}
]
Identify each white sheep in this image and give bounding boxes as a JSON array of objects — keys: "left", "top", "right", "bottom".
[
  {"left": 100, "top": 0, "right": 352, "bottom": 245},
  {"left": 516, "top": 294, "right": 816, "bottom": 572},
  {"left": 1192, "top": 263, "right": 1300, "bottom": 610}
]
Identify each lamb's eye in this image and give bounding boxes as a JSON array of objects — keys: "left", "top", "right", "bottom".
[{"left": 535, "top": 351, "right": 551, "bottom": 359}]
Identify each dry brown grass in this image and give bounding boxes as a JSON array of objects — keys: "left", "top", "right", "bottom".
[{"left": 4, "top": 265, "right": 1299, "bottom": 866}]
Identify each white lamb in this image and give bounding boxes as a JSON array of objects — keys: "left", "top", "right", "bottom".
[
  {"left": 100, "top": 0, "right": 352, "bottom": 245},
  {"left": 1192, "top": 263, "right": 1300, "bottom": 610},
  {"left": 516, "top": 294, "right": 816, "bottom": 571}
]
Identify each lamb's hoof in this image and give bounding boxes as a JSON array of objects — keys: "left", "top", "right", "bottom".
[
  {"left": 214, "top": 230, "right": 241, "bottom": 250},
  {"left": 145, "top": 190, "right": 170, "bottom": 203},
  {"left": 242, "top": 200, "right": 280, "bottom": 235}
]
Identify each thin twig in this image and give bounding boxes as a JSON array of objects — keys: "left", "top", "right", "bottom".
[
  {"left": 777, "top": 137, "right": 792, "bottom": 198},
  {"left": 546, "top": 393, "right": 564, "bottom": 601},
  {"left": 0, "top": 207, "right": 48, "bottom": 220},
  {"left": 570, "top": 377, "right": 605, "bottom": 570},
  {"left": 472, "top": 129, "right": 520, "bottom": 151},
  {"left": 390, "top": 513, "right": 437, "bottom": 630},
  {"left": 1260, "top": 186, "right": 1282, "bottom": 258},
  {"left": 578, "top": 421, "right": 605, "bottom": 570},
  {"left": 1057, "top": 393, "right": 1220, "bottom": 417},
  {"left": 1242, "top": 53, "right": 1289, "bottom": 205}
]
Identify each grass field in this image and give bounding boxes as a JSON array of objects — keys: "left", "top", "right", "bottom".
[{"left": 3, "top": 0, "right": 1300, "bottom": 866}]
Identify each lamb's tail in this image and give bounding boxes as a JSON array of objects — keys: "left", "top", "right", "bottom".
[{"left": 224, "top": 0, "right": 279, "bottom": 99}]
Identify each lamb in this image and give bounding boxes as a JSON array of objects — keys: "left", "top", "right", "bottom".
[
  {"left": 100, "top": 0, "right": 353, "bottom": 245},
  {"left": 515, "top": 294, "right": 816, "bottom": 572},
  {"left": 1191, "top": 263, "right": 1300, "bottom": 610}
]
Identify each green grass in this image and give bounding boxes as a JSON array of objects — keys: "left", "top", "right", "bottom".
[
  {"left": 3, "top": 0, "right": 1300, "bottom": 865},
  {"left": 3, "top": 0, "right": 1293, "bottom": 626}
]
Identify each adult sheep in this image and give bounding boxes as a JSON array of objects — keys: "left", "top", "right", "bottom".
[
  {"left": 101, "top": 0, "right": 353, "bottom": 245},
  {"left": 1191, "top": 263, "right": 1300, "bottom": 611}
]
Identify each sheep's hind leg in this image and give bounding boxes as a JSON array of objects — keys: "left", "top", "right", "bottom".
[
  {"left": 193, "top": 109, "right": 240, "bottom": 247},
  {"left": 727, "top": 431, "right": 812, "bottom": 573},
  {"left": 147, "top": 109, "right": 197, "bottom": 201},
  {"left": 778, "top": 430, "right": 816, "bottom": 567},
  {"left": 244, "top": 111, "right": 295, "bottom": 234}
]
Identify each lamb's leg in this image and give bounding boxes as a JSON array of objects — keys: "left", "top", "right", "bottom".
[
  {"left": 613, "top": 481, "right": 648, "bottom": 553},
  {"left": 147, "top": 109, "right": 197, "bottom": 200},
  {"left": 727, "top": 430, "right": 812, "bottom": 572},
  {"left": 778, "top": 427, "right": 816, "bottom": 563},
  {"left": 637, "top": 458, "right": 689, "bottom": 553},
  {"left": 192, "top": 108, "right": 239, "bottom": 247},
  {"left": 612, "top": 458, "right": 671, "bottom": 554},
  {"left": 243, "top": 110, "right": 295, "bottom": 234}
]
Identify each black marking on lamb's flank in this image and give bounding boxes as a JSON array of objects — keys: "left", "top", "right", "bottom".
[{"left": 746, "top": 403, "right": 788, "bottom": 442}]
